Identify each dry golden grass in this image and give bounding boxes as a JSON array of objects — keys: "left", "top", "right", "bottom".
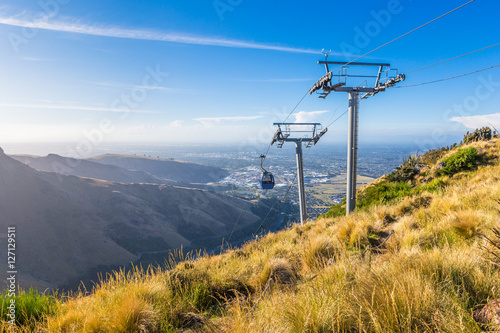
[{"left": 5, "top": 139, "right": 500, "bottom": 332}]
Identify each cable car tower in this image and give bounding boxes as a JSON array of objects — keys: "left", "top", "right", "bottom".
[
  {"left": 271, "top": 122, "right": 327, "bottom": 225},
  {"left": 309, "top": 53, "right": 405, "bottom": 215}
]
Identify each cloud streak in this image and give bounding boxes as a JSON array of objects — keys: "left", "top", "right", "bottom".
[
  {"left": 451, "top": 113, "right": 500, "bottom": 129},
  {"left": 0, "top": 15, "right": 320, "bottom": 54},
  {"left": 240, "top": 78, "right": 315, "bottom": 83},
  {"left": 194, "top": 115, "right": 263, "bottom": 126},
  {"left": 88, "top": 81, "right": 194, "bottom": 94},
  {"left": 0, "top": 102, "right": 161, "bottom": 114},
  {"left": 294, "top": 110, "right": 328, "bottom": 123}
]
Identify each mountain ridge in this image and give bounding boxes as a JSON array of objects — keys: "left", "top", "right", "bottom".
[
  {"left": 10, "top": 153, "right": 171, "bottom": 184},
  {"left": 88, "top": 153, "right": 229, "bottom": 183}
]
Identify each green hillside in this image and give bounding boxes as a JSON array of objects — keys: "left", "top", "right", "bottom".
[{"left": 3, "top": 131, "right": 500, "bottom": 332}]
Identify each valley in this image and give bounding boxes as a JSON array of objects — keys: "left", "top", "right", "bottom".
[{"left": 1, "top": 143, "right": 414, "bottom": 291}]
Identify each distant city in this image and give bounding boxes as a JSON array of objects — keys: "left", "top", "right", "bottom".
[{"left": 151, "top": 143, "right": 421, "bottom": 220}]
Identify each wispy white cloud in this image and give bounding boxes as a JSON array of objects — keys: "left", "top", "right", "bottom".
[
  {"left": 451, "top": 113, "right": 500, "bottom": 129},
  {"left": 88, "top": 81, "right": 194, "bottom": 94},
  {"left": 294, "top": 110, "right": 328, "bottom": 123},
  {"left": 0, "top": 102, "right": 161, "bottom": 114},
  {"left": 21, "top": 56, "right": 51, "bottom": 61},
  {"left": 170, "top": 120, "right": 183, "bottom": 128},
  {"left": 240, "top": 78, "right": 315, "bottom": 83},
  {"left": 0, "top": 15, "right": 322, "bottom": 54},
  {"left": 194, "top": 115, "right": 263, "bottom": 126},
  {"left": 148, "top": 86, "right": 194, "bottom": 93}
]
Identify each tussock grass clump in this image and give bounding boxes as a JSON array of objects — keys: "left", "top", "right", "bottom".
[
  {"left": 43, "top": 267, "right": 163, "bottom": 332},
  {"left": 302, "top": 236, "right": 340, "bottom": 270},
  {"left": 259, "top": 258, "right": 297, "bottom": 285},
  {"left": 480, "top": 227, "right": 500, "bottom": 267}
]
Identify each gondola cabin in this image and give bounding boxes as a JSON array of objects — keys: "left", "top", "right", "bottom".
[{"left": 260, "top": 172, "right": 275, "bottom": 189}]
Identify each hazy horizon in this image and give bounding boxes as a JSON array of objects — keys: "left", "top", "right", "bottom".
[{"left": 0, "top": 136, "right": 458, "bottom": 160}]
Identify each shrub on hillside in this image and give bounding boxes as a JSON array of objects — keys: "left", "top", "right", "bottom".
[
  {"left": 422, "top": 178, "right": 446, "bottom": 192},
  {"left": 357, "top": 181, "right": 415, "bottom": 209},
  {"left": 390, "top": 153, "right": 420, "bottom": 183},
  {"left": 420, "top": 146, "right": 452, "bottom": 165},
  {"left": 437, "top": 147, "right": 479, "bottom": 176},
  {"left": 321, "top": 197, "right": 346, "bottom": 219},
  {"left": 462, "top": 127, "right": 493, "bottom": 144}
]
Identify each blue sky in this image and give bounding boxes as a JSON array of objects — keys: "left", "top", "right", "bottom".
[{"left": 0, "top": 0, "right": 499, "bottom": 153}]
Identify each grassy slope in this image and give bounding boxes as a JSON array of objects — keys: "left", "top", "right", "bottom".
[{"left": 4, "top": 139, "right": 500, "bottom": 332}]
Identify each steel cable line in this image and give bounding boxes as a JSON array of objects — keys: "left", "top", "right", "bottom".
[
  {"left": 326, "top": 96, "right": 348, "bottom": 125},
  {"left": 328, "top": 0, "right": 476, "bottom": 74},
  {"left": 396, "top": 63, "right": 500, "bottom": 88},
  {"left": 226, "top": 169, "right": 296, "bottom": 245},
  {"left": 406, "top": 42, "right": 500, "bottom": 74},
  {"left": 259, "top": 91, "right": 309, "bottom": 170},
  {"left": 326, "top": 109, "right": 349, "bottom": 128},
  {"left": 226, "top": 208, "right": 246, "bottom": 245},
  {"left": 252, "top": 177, "right": 295, "bottom": 236},
  {"left": 324, "top": 83, "right": 364, "bottom": 129},
  {"left": 253, "top": 144, "right": 317, "bottom": 236},
  {"left": 282, "top": 91, "right": 310, "bottom": 123},
  {"left": 262, "top": 90, "right": 310, "bottom": 159}
]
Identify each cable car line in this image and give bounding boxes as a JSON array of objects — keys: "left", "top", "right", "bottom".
[
  {"left": 253, "top": 145, "right": 316, "bottom": 236},
  {"left": 405, "top": 42, "right": 500, "bottom": 74},
  {"left": 326, "top": 96, "right": 348, "bottom": 126},
  {"left": 282, "top": 91, "right": 310, "bottom": 123},
  {"left": 225, "top": 208, "right": 245, "bottom": 245},
  {"left": 326, "top": 109, "right": 349, "bottom": 129},
  {"left": 257, "top": 91, "right": 310, "bottom": 187},
  {"left": 328, "top": 0, "right": 476, "bottom": 74},
  {"left": 253, "top": 179, "right": 295, "bottom": 236},
  {"left": 396, "top": 63, "right": 500, "bottom": 88}
]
